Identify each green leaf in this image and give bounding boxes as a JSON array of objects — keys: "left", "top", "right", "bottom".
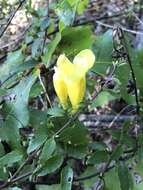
[
  {"left": 28, "top": 110, "right": 48, "bottom": 153},
  {"left": 0, "top": 74, "right": 37, "bottom": 147},
  {"left": 58, "top": 122, "right": 88, "bottom": 145},
  {"left": 47, "top": 107, "right": 65, "bottom": 117},
  {"left": 39, "top": 138, "right": 56, "bottom": 163},
  {"left": 29, "top": 82, "right": 43, "bottom": 97},
  {"left": 115, "top": 62, "right": 134, "bottom": 103},
  {"left": 42, "top": 32, "right": 61, "bottom": 66},
  {"left": 104, "top": 168, "right": 121, "bottom": 190},
  {"left": 29, "top": 109, "right": 47, "bottom": 129},
  {"left": 134, "top": 182, "right": 143, "bottom": 190},
  {"left": 67, "top": 144, "right": 87, "bottom": 159},
  {"left": 40, "top": 17, "right": 50, "bottom": 31},
  {"left": 92, "top": 30, "right": 113, "bottom": 74},
  {"left": 87, "top": 151, "right": 109, "bottom": 164},
  {"left": 55, "top": 1, "right": 74, "bottom": 26},
  {"left": 61, "top": 166, "right": 73, "bottom": 190},
  {"left": 89, "top": 142, "right": 107, "bottom": 151},
  {"left": 0, "top": 143, "right": 5, "bottom": 157},
  {"left": 78, "top": 166, "right": 97, "bottom": 189},
  {"left": 67, "top": 0, "right": 89, "bottom": 14},
  {"left": 91, "top": 91, "right": 117, "bottom": 108},
  {"left": 134, "top": 160, "right": 143, "bottom": 177},
  {"left": 58, "top": 26, "right": 94, "bottom": 57},
  {"left": 32, "top": 38, "right": 43, "bottom": 58},
  {"left": 27, "top": 131, "right": 47, "bottom": 154},
  {"left": 0, "top": 50, "right": 24, "bottom": 80},
  {"left": 0, "top": 167, "right": 8, "bottom": 180},
  {"left": 2, "top": 74, "right": 37, "bottom": 128},
  {"left": 118, "top": 161, "right": 130, "bottom": 190},
  {"left": 0, "top": 150, "right": 23, "bottom": 167},
  {"left": 110, "top": 145, "right": 123, "bottom": 161},
  {"left": 37, "top": 154, "right": 64, "bottom": 176}
]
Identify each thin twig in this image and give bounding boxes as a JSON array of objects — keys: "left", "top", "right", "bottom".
[
  {"left": 108, "top": 105, "right": 135, "bottom": 128},
  {"left": 0, "top": 0, "right": 26, "bottom": 38}
]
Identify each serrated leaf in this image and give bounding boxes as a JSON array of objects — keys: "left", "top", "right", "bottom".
[{"left": 61, "top": 166, "right": 73, "bottom": 190}]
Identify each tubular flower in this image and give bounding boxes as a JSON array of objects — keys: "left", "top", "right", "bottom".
[{"left": 53, "top": 49, "right": 95, "bottom": 112}]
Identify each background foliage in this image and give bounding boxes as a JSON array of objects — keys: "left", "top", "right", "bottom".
[{"left": 0, "top": 0, "right": 143, "bottom": 189}]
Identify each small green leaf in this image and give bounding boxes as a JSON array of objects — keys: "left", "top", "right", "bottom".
[
  {"left": 42, "top": 32, "right": 61, "bottom": 66},
  {"left": 0, "top": 150, "right": 23, "bottom": 167},
  {"left": 61, "top": 166, "right": 73, "bottom": 190},
  {"left": 110, "top": 145, "right": 123, "bottom": 161},
  {"left": 0, "top": 50, "right": 25, "bottom": 80},
  {"left": 47, "top": 107, "right": 65, "bottom": 117},
  {"left": 91, "top": 91, "right": 117, "bottom": 108},
  {"left": 55, "top": 1, "right": 74, "bottom": 26},
  {"left": 59, "top": 123, "right": 88, "bottom": 145},
  {"left": 87, "top": 151, "right": 109, "bottom": 164},
  {"left": 67, "top": 144, "right": 87, "bottom": 159},
  {"left": 32, "top": 38, "right": 43, "bottom": 58},
  {"left": 39, "top": 138, "right": 56, "bottom": 163},
  {"left": 89, "top": 142, "right": 107, "bottom": 151},
  {"left": 37, "top": 154, "right": 64, "bottom": 176}
]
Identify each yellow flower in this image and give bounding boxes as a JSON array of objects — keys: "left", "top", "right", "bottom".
[{"left": 53, "top": 49, "right": 95, "bottom": 112}]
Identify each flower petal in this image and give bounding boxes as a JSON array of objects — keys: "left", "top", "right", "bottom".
[
  {"left": 53, "top": 68, "right": 68, "bottom": 109},
  {"left": 57, "top": 54, "right": 74, "bottom": 76},
  {"left": 67, "top": 77, "right": 86, "bottom": 111},
  {"left": 73, "top": 49, "right": 95, "bottom": 72}
]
